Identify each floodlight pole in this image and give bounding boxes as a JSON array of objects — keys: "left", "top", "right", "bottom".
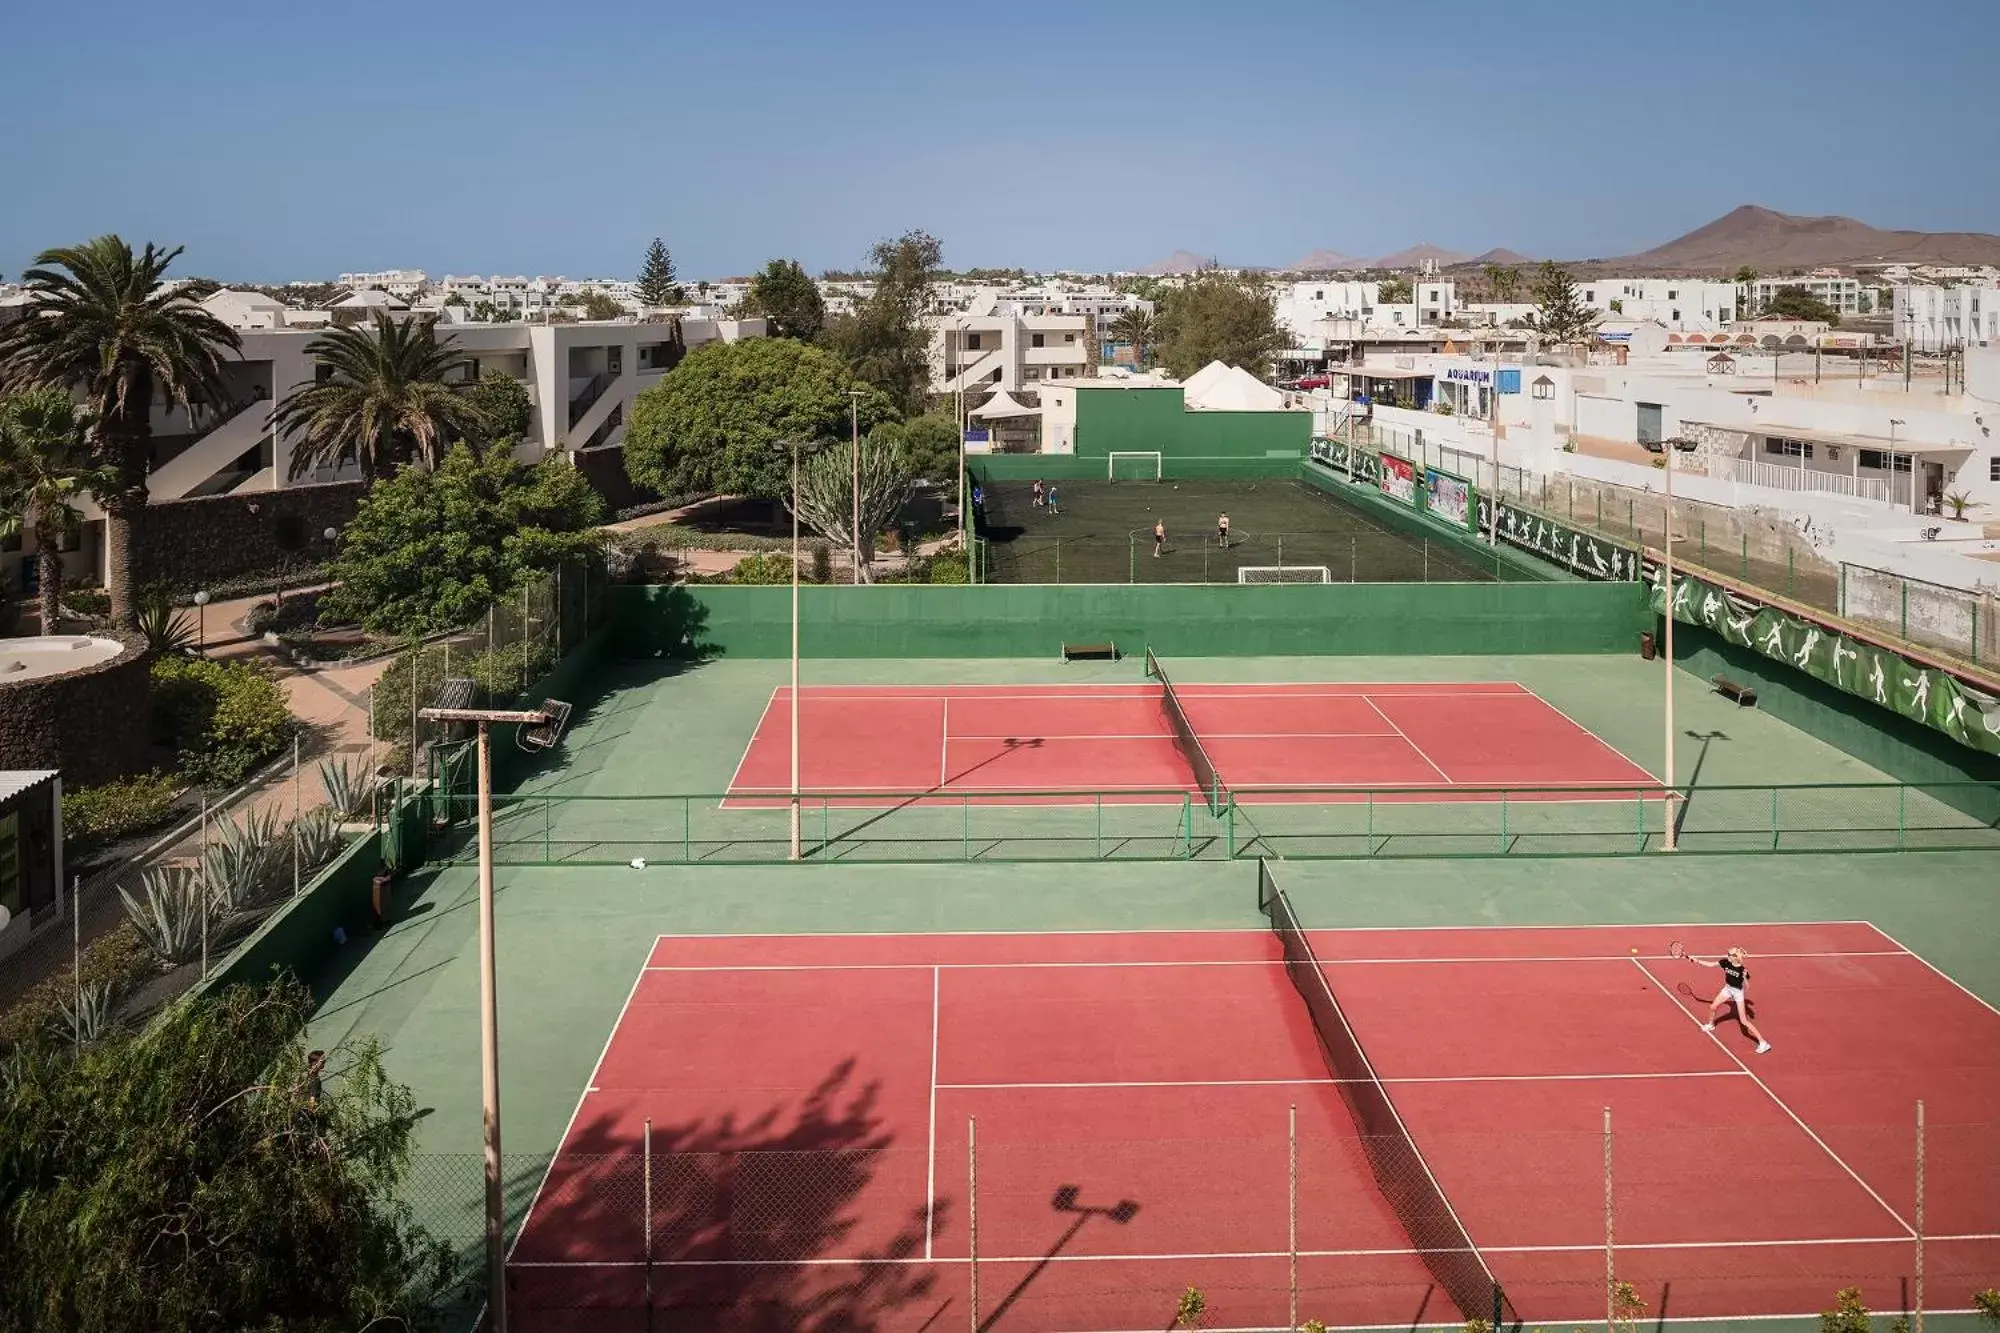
[
  {"left": 417, "top": 702, "right": 552, "bottom": 1333},
  {"left": 847, "top": 389, "right": 865, "bottom": 584},
  {"left": 790, "top": 438, "right": 802, "bottom": 860},
  {"left": 1662, "top": 444, "right": 1677, "bottom": 853}
]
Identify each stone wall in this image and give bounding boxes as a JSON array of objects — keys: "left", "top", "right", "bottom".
[
  {"left": 130, "top": 482, "right": 366, "bottom": 592},
  {"left": 0, "top": 633, "right": 152, "bottom": 786},
  {"left": 571, "top": 445, "right": 660, "bottom": 515}
]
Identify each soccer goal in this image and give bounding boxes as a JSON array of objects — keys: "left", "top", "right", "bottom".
[
  {"left": 1238, "top": 565, "right": 1334, "bottom": 584},
  {"left": 1107, "top": 451, "right": 1163, "bottom": 481}
]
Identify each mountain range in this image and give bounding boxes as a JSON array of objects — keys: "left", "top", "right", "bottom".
[{"left": 1136, "top": 205, "right": 2000, "bottom": 276}]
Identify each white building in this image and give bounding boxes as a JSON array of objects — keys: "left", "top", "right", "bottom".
[
  {"left": 930, "top": 290, "right": 1094, "bottom": 403},
  {"left": 1894, "top": 282, "right": 2000, "bottom": 349},
  {"left": 336, "top": 269, "right": 429, "bottom": 299},
  {"left": 1751, "top": 272, "right": 1863, "bottom": 317},
  {"left": 1, "top": 310, "right": 766, "bottom": 596},
  {"left": 1576, "top": 278, "right": 1739, "bottom": 330}
]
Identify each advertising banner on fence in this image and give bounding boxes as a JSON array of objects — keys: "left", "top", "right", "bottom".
[
  {"left": 1425, "top": 467, "right": 1473, "bottom": 531},
  {"left": 1379, "top": 453, "right": 1416, "bottom": 506},
  {"left": 1475, "top": 495, "right": 1641, "bottom": 582},
  {"left": 1651, "top": 564, "right": 2000, "bottom": 756}
]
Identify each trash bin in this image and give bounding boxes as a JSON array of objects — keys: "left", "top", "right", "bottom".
[
  {"left": 1640, "top": 631, "right": 1656, "bottom": 660},
  {"left": 371, "top": 870, "right": 393, "bottom": 929}
]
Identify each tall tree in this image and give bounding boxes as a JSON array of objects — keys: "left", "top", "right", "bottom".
[
  {"left": 1109, "top": 307, "right": 1158, "bottom": 365},
  {"left": 573, "top": 287, "right": 625, "bottom": 321},
  {"left": 867, "top": 411, "right": 959, "bottom": 484},
  {"left": 0, "top": 237, "right": 241, "bottom": 628},
  {"left": 324, "top": 443, "right": 603, "bottom": 637},
  {"left": 624, "top": 337, "right": 893, "bottom": 503},
  {"left": 268, "top": 312, "right": 485, "bottom": 482},
  {"left": 1524, "top": 261, "right": 1601, "bottom": 349},
  {"left": 1377, "top": 277, "right": 1414, "bottom": 304},
  {"left": 0, "top": 981, "right": 453, "bottom": 1333},
  {"left": 460, "top": 367, "right": 535, "bottom": 448},
  {"left": 822, "top": 230, "right": 942, "bottom": 417},
  {"left": 791, "top": 437, "right": 915, "bottom": 583},
  {"left": 1153, "top": 272, "right": 1287, "bottom": 382},
  {"left": 741, "top": 259, "right": 826, "bottom": 340},
  {"left": 1484, "top": 264, "right": 1521, "bottom": 301},
  {"left": 0, "top": 387, "right": 117, "bottom": 634},
  {"left": 1760, "top": 285, "right": 1841, "bottom": 327},
  {"left": 636, "top": 237, "right": 681, "bottom": 306}
]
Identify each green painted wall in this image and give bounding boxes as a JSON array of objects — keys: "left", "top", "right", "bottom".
[
  {"left": 1073, "top": 387, "right": 1311, "bottom": 464},
  {"left": 611, "top": 582, "right": 1652, "bottom": 660},
  {"left": 967, "top": 454, "right": 1299, "bottom": 483},
  {"left": 196, "top": 828, "right": 386, "bottom": 996},
  {"left": 1671, "top": 619, "right": 2000, "bottom": 821}
]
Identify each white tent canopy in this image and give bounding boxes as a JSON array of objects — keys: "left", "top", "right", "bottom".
[
  {"left": 1185, "top": 364, "right": 1285, "bottom": 412},
  {"left": 970, "top": 389, "right": 1039, "bottom": 419}
]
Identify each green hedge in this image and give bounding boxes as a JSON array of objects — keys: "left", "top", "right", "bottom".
[{"left": 150, "top": 655, "right": 300, "bottom": 788}]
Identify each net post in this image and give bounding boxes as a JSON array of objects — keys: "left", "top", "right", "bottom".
[
  {"left": 1914, "top": 1099, "right": 1925, "bottom": 1333},
  {"left": 1288, "top": 1102, "right": 1299, "bottom": 1333},
  {"left": 1603, "top": 1105, "right": 1614, "bottom": 1333},
  {"left": 967, "top": 1116, "right": 979, "bottom": 1333},
  {"left": 643, "top": 1118, "right": 654, "bottom": 1332}
]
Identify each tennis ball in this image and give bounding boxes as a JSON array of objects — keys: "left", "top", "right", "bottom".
[
  {"left": 630, "top": 857, "right": 647, "bottom": 870},
  {"left": 1630, "top": 946, "right": 1640, "bottom": 954}
]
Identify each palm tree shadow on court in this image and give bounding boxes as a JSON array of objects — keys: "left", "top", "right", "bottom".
[{"left": 495, "top": 1058, "right": 951, "bottom": 1331}]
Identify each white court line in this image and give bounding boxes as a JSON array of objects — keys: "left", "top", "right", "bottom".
[
  {"left": 1853, "top": 921, "right": 2000, "bottom": 1020},
  {"left": 647, "top": 919, "right": 1885, "bottom": 943},
  {"left": 1360, "top": 695, "right": 1454, "bottom": 783},
  {"left": 1508, "top": 681, "right": 1664, "bottom": 784},
  {"left": 1629, "top": 956, "right": 1915, "bottom": 1237},
  {"left": 508, "top": 1224, "right": 1992, "bottom": 1264},
  {"left": 720, "top": 683, "right": 783, "bottom": 800},
  {"left": 762, "top": 684, "right": 1537, "bottom": 703},
  {"left": 642, "top": 949, "right": 1905, "bottom": 973},
  {"left": 939, "top": 1070, "right": 1750, "bottom": 1090},
  {"left": 942, "top": 730, "right": 1406, "bottom": 742},
  {"left": 505, "top": 954, "right": 653, "bottom": 1261},
  {"left": 925, "top": 966, "right": 940, "bottom": 1261}
]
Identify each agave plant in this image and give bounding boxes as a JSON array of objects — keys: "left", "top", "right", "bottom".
[
  {"left": 52, "top": 979, "right": 122, "bottom": 1046},
  {"left": 292, "top": 805, "right": 352, "bottom": 875},
  {"left": 202, "top": 806, "right": 286, "bottom": 915},
  {"left": 316, "top": 755, "right": 377, "bottom": 821},
  {"left": 136, "top": 588, "right": 197, "bottom": 654},
  {"left": 118, "top": 865, "right": 209, "bottom": 967}
]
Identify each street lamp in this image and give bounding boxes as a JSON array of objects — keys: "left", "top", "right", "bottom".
[
  {"left": 954, "top": 317, "right": 969, "bottom": 551},
  {"left": 1888, "top": 419, "right": 1906, "bottom": 513},
  {"left": 192, "top": 590, "right": 210, "bottom": 654},
  {"left": 1661, "top": 439, "right": 1680, "bottom": 853},
  {"left": 413, "top": 699, "right": 561, "bottom": 1333},
  {"left": 773, "top": 437, "right": 805, "bottom": 859}
]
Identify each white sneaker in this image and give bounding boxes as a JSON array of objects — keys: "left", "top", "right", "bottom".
[
  {"left": 1756, "top": 1040, "right": 1772, "bottom": 1054},
  {"left": 1701, "top": 1023, "right": 1715, "bottom": 1033}
]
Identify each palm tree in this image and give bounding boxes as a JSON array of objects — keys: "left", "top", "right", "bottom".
[
  {"left": 1109, "top": 307, "right": 1158, "bottom": 366},
  {"left": 0, "top": 387, "right": 119, "bottom": 634},
  {"left": 268, "top": 311, "right": 487, "bottom": 482},
  {"left": 1484, "top": 263, "right": 1521, "bottom": 302},
  {"left": 0, "top": 237, "right": 241, "bottom": 628}
]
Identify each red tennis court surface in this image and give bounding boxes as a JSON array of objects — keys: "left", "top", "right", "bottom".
[
  {"left": 723, "top": 681, "right": 1660, "bottom": 807},
  {"left": 505, "top": 921, "right": 2000, "bottom": 1333}
]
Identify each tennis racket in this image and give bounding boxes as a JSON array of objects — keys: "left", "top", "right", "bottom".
[{"left": 1667, "top": 940, "right": 1690, "bottom": 960}]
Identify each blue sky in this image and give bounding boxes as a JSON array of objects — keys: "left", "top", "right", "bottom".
[{"left": 2, "top": 0, "right": 1994, "bottom": 282}]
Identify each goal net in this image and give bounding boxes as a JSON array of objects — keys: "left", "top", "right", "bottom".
[
  {"left": 1107, "top": 451, "right": 1163, "bottom": 481},
  {"left": 1238, "top": 566, "right": 1334, "bottom": 584}
]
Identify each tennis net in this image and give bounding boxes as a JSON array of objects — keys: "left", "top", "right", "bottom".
[
  {"left": 1144, "top": 649, "right": 1228, "bottom": 814},
  {"left": 1258, "top": 861, "right": 1514, "bottom": 1326}
]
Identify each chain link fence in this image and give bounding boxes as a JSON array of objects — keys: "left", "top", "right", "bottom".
[{"left": 399, "top": 1106, "right": 1995, "bottom": 1332}]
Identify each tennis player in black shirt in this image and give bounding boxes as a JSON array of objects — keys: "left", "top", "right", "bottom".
[{"left": 1690, "top": 947, "right": 1771, "bottom": 1053}]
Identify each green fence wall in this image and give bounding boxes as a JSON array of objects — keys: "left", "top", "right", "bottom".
[
  {"left": 1671, "top": 620, "right": 2000, "bottom": 800},
  {"left": 195, "top": 825, "right": 387, "bottom": 996},
  {"left": 1072, "top": 387, "right": 1311, "bottom": 466},
  {"left": 612, "top": 582, "right": 1652, "bottom": 660},
  {"left": 1295, "top": 461, "right": 1560, "bottom": 583}
]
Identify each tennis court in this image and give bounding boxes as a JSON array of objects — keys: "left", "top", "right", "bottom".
[
  {"left": 721, "top": 671, "right": 1660, "bottom": 809},
  {"left": 499, "top": 880, "right": 2000, "bottom": 1331},
  {"left": 973, "top": 478, "right": 1514, "bottom": 585}
]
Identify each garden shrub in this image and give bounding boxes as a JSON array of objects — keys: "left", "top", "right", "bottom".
[
  {"left": 150, "top": 655, "right": 299, "bottom": 788},
  {"left": 61, "top": 772, "right": 184, "bottom": 857}
]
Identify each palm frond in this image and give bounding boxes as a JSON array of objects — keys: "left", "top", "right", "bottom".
[{"left": 269, "top": 312, "right": 481, "bottom": 481}]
